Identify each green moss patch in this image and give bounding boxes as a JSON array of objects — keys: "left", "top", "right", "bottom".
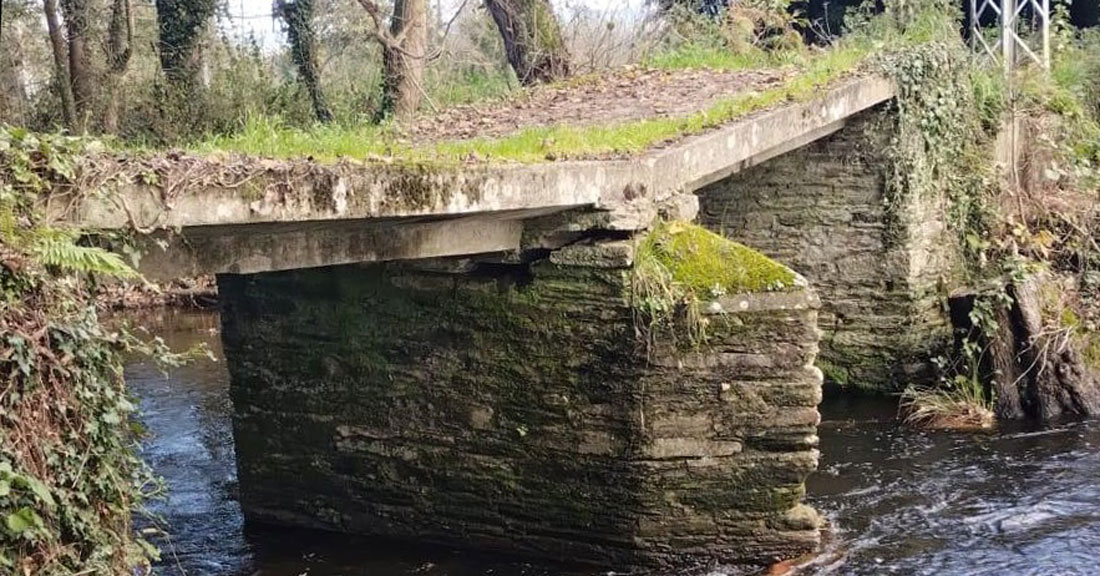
[
  {"left": 637, "top": 221, "right": 797, "bottom": 298},
  {"left": 633, "top": 221, "right": 799, "bottom": 348}
]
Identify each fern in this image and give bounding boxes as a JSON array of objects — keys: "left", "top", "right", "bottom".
[{"left": 29, "top": 229, "right": 138, "bottom": 279}]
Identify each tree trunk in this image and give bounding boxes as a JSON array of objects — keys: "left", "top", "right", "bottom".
[
  {"left": 43, "top": 0, "right": 77, "bottom": 129},
  {"left": 59, "top": 0, "right": 92, "bottom": 129},
  {"left": 988, "top": 303, "right": 1026, "bottom": 419},
  {"left": 103, "top": 0, "right": 134, "bottom": 134},
  {"left": 485, "top": 0, "right": 570, "bottom": 85},
  {"left": 155, "top": 0, "right": 216, "bottom": 95},
  {"left": 1012, "top": 278, "right": 1100, "bottom": 419},
  {"left": 277, "top": 0, "right": 333, "bottom": 123},
  {"left": 378, "top": 0, "right": 427, "bottom": 120},
  {"left": 989, "top": 276, "right": 1100, "bottom": 420}
]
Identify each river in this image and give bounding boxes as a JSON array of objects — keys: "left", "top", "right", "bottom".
[{"left": 127, "top": 310, "right": 1100, "bottom": 576}]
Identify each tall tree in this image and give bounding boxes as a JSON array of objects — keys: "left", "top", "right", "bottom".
[
  {"left": 356, "top": 0, "right": 428, "bottom": 120},
  {"left": 484, "top": 0, "right": 570, "bottom": 85},
  {"left": 103, "top": 0, "right": 135, "bottom": 133},
  {"left": 1, "top": 1, "right": 34, "bottom": 125},
  {"left": 58, "top": 0, "right": 93, "bottom": 127},
  {"left": 277, "top": 0, "right": 333, "bottom": 123},
  {"left": 42, "top": 0, "right": 77, "bottom": 129},
  {"left": 155, "top": 0, "right": 216, "bottom": 94}
]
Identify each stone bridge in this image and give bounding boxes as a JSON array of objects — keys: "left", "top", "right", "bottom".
[{"left": 71, "top": 75, "right": 959, "bottom": 570}]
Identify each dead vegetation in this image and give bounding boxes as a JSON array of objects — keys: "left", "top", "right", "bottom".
[{"left": 404, "top": 65, "right": 790, "bottom": 143}]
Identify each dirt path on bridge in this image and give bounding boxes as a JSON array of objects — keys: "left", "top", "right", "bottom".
[{"left": 406, "top": 66, "right": 792, "bottom": 144}]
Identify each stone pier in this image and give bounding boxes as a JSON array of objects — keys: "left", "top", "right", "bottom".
[
  {"left": 697, "top": 109, "right": 959, "bottom": 392},
  {"left": 218, "top": 232, "right": 824, "bottom": 569}
]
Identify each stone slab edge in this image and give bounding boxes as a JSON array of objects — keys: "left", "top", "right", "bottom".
[
  {"left": 70, "top": 76, "right": 896, "bottom": 232},
  {"left": 707, "top": 289, "right": 822, "bottom": 315}
]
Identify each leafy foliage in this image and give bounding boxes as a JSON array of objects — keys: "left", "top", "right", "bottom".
[
  {"left": 883, "top": 2, "right": 1100, "bottom": 425},
  {"left": 0, "top": 125, "right": 168, "bottom": 574},
  {"left": 866, "top": 1, "right": 1002, "bottom": 423}
]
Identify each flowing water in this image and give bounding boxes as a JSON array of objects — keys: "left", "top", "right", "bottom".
[{"left": 129, "top": 310, "right": 1100, "bottom": 576}]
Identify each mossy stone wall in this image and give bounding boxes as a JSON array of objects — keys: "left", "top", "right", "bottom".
[
  {"left": 697, "top": 108, "right": 957, "bottom": 393},
  {"left": 217, "top": 246, "right": 822, "bottom": 569}
]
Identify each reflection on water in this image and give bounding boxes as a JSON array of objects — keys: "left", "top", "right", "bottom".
[{"left": 128, "top": 310, "right": 1100, "bottom": 576}]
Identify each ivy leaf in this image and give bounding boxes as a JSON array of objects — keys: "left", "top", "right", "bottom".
[
  {"left": 5, "top": 507, "right": 44, "bottom": 535},
  {"left": 18, "top": 476, "right": 56, "bottom": 509},
  {"left": 0, "top": 479, "right": 10, "bottom": 498}
]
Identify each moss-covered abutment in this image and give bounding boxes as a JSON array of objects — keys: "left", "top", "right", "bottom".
[{"left": 217, "top": 236, "right": 823, "bottom": 570}]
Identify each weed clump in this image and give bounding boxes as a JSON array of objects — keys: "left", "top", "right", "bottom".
[{"left": 901, "top": 376, "right": 995, "bottom": 431}]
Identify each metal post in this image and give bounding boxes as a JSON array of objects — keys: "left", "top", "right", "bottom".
[
  {"left": 971, "top": 0, "right": 981, "bottom": 51},
  {"left": 1042, "top": 0, "right": 1051, "bottom": 70},
  {"left": 1002, "top": 0, "right": 1015, "bottom": 75},
  {"left": 971, "top": 0, "right": 1050, "bottom": 72}
]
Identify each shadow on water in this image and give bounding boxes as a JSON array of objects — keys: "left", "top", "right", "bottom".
[
  {"left": 127, "top": 310, "right": 590, "bottom": 576},
  {"left": 127, "top": 310, "right": 1100, "bottom": 575}
]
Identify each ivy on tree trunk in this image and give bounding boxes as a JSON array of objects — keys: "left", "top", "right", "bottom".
[
  {"left": 155, "top": 0, "right": 216, "bottom": 95},
  {"left": 380, "top": 0, "right": 427, "bottom": 120},
  {"left": 278, "top": 0, "right": 333, "bottom": 123},
  {"left": 58, "top": 0, "right": 92, "bottom": 128},
  {"left": 42, "top": 0, "right": 77, "bottom": 129},
  {"left": 356, "top": 0, "right": 427, "bottom": 121},
  {"left": 103, "top": 0, "right": 134, "bottom": 134},
  {"left": 485, "top": 0, "right": 570, "bottom": 85}
]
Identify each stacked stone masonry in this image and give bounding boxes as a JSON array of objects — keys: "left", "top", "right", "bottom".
[
  {"left": 218, "top": 243, "right": 823, "bottom": 570},
  {"left": 697, "top": 108, "right": 957, "bottom": 392}
]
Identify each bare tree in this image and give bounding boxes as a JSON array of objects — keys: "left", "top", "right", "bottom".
[
  {"left": 355, "top": 0, "right": 428, "bottom": 120},
  {"left": 484, "top": 0, "right": 570, "bottom": 85},
  {"left": 277, "top": 0, "right": 333, "bottom": 123}
]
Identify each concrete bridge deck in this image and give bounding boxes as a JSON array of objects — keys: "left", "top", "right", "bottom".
[{"left": 67, "top": 75, "right": 894, "bottom": 280}]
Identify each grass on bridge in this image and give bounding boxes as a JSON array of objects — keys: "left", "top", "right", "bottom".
[{"left": 189, "top": 9, "right": 951, "bottom": 165}]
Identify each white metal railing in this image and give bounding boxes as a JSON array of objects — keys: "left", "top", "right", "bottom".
[{"left": 970, "top": 0, "right": 1051, "bottom": 72}]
